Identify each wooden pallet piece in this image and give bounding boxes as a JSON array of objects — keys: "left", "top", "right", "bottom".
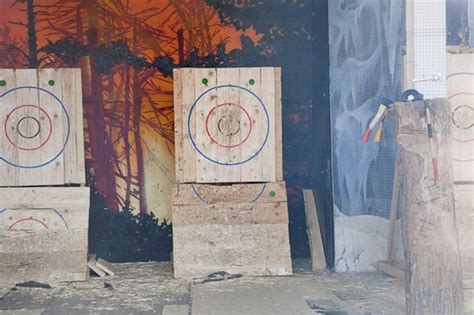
[
  {"left": 0, "top": 68, "right": 86, "bottom": 186},
  {"left": 303, "top": 189, "right": 326, "bottom": 271}
]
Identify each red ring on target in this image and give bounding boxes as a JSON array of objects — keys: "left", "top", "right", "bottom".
[
  {"left": 4, "top": 104, "right": 53, "bottom": 151},
  {"left": 205, "top": 103, "right": 253, "bottom": 148}
]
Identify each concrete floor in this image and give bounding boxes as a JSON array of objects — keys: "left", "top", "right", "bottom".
[{"left": 0, "top": 260, "right": 405, "bottom": 315}]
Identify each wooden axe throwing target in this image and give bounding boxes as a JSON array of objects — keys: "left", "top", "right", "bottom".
[
  {"left": 447, "top": 54, "right": 474, "bottom": 182},
  {"left": 2, "top": 88, "right": 69, "bottom": 167},
  {"left": 189, "top": 86, "right": 269, "bottom": 164},
  {"left": 0, "top": 68, "right": 86, "bottom": 186},
  {"left": 174, "top": 67, "right": 283, "bottom": 183}
]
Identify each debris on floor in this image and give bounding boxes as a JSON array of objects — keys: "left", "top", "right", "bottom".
[{"left": 0, "top": 260, "right": 405, "bottom": 315}]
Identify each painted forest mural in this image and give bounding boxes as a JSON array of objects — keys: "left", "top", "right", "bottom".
[{"left": 0, "top": 0, "right": 329, "bottom": 262}]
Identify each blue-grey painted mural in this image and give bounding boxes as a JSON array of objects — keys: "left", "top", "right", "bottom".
[{"left": 329, "top": 0, "right": 404, "bottom": 217}]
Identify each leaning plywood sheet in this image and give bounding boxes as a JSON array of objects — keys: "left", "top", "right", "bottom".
[
  {"left": 303, "top": 190, "right": 326, "bottom": 271},
  {"left": 173, "top": 67, "right": 283, "bottom": 183},
  {"left": 172, "top": 182, "right": 292, "bottom": 279},
  {"left": 447, "top": 54, "right": 474, "bottom": 182},
  {"left": 0, "top": 68, "right": 86, "bottom": 186},
  {"left": 0, "top": 187, "right": 90, "bottom": 285}
]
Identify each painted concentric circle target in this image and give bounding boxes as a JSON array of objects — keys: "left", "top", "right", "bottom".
[
  {"left": 188, "top": 84, "right": 270, "bottom": 166},
  {"left": 0, "top": 86, "right": 70, "bottom": 169},
  {"left": 5, "top": 104, "right": 53, "bottom": 151},
  {"left": 205, "top": 102, "right": 253, "bottom": 148}
]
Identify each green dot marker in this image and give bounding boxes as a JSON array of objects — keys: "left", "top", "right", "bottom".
[
  {"left": 202, "top": 78, "right": 208, "bottom": 85},
  {"left": 249, "top": 79, "right": 255, "bottom": 85},
  {"left": 269, "top": 191, "right": 276, "bottom": 197},
  {"left": 0, "top": 80, "right": 6, "bottom": 87},
  {"left": 48, "top": 79, "right": 55, "bottom": 86}
]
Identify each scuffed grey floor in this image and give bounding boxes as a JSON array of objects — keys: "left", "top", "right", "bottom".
[
  {"left": 0, "top": 260, "right": 405, "bottom": 315},
  {"left": 0, "top": 262, "right": 190, "bottom": 315}
]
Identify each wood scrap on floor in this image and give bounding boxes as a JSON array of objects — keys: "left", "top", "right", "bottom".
[
  {"left": 303, "top": 189, "right": 327, "bottom": 271},
  {"left": 96, "top": 258, "right": 115, "bottom": 276},
  {"left": 87, "top": 258, "right": 106, "bottom": 278}
]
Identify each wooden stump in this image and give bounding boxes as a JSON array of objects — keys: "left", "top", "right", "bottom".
[{"left": 393, "top": 98, "right": 464, "bottom": 314}]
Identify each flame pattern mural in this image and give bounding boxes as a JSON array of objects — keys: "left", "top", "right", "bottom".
[{"left": 0, "top": 0, "right": 330, "bottom": 262}]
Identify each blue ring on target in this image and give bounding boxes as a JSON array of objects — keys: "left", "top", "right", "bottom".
[
  {"left": 0, "top": 86, "right": 70, "bottom": 169},
  {"left": 187, "top": 84, "right": 270, "bottom": 166}
]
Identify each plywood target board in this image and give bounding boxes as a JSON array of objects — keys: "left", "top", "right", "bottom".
[
  {"left": 174, "top": 67, "right": 283, "bottom": 183},
  {"left": 0, "top": 68, "right": 85, "bottom": 186},
  {"left": 447, "top": 54, "right": 474, "bottom": 182}
]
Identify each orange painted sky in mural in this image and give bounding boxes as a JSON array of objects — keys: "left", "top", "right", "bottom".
[{"left": 0, "top": 0, "right": 260, "bottom": 55}]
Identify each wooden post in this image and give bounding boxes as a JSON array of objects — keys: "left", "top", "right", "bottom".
[{"left": 393, "top": 98, "right": 464, "bottom": 314}]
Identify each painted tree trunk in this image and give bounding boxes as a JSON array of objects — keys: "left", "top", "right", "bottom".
[
  {"left": 393, "top": 98, "right": 464, "bottom": 314},
  {"left": 26, "top": 0, "right": 38, "bottom": 68},
  {"left": 85, "top": 26, "right": 119, "bottom": 211}
]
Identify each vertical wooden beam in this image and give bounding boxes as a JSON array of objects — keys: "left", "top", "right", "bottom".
[{"left": 393, "top": 98, "right": 463, "bottom": 314}]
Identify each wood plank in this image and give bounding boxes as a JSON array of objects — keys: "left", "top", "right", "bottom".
[
  {"left": 216, "top": 68, "right": 241, "bottom": 182},
  {"left": 239, "top": 67, "right": 263, "bottom": 182},
  {"left": 0, "top": 208, "right": 89, "bottom": 230},
  {"left": 96, "top": 258, "right": 115, "bottom": 276},
  {"left": 274, "top": 67, "right": 283, "bottom": 181},
  {"left": 0, "top": 250, "right": 88, "bottom": 284},
  {"left": 172, "top": 182, "right": 286, "bottom": 205},
  {"left": 38, "top": 68, "right": 64, "bottom": 185},
  {"left": 303, "top": 189, "right": 326, "bottom": 271},
  {"left": 173, "top": 68, "right": 184, "bottom": 183},
  {"left": 0, "top": 69, "right": 18, "bottom": 186},
  {"left": 173, "top": 202, "right": 288, "bottom": 226},
  {"left": 260, "top": 67, "right": 276, "bottom": 182},
  {"left": 0, "top": 229, "right": 87, "bottom": 253},
  {"left": 15, "top": 69, "right": 42, "bottom": 186},
  {"left": 173, "top": 224, "right": 292, "bottom": 279},
  {"left": 62, "top": 68, "right": 86, "bottom": 184},
  {"left": 88, "top": 258, "right": 106, "bottom": 278},
  {"left": 180, "top": 68, "right": 196, "bottom": 183},
  {"left": 0, "top": 187, "right": 90, "bottom": 208},
  {"left": 195, "top": 68, "right": 217, "bottom": 182},
  {"left": 386, "top": 161, "right": 400, "bottom": 263}
]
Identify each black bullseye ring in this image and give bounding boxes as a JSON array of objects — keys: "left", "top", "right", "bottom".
[
  {"left": 217, "top": 115, "right": 241, "bottom": 136},
  {"left": 17, "top": 116, "right": 41, "bottom": 139}
]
